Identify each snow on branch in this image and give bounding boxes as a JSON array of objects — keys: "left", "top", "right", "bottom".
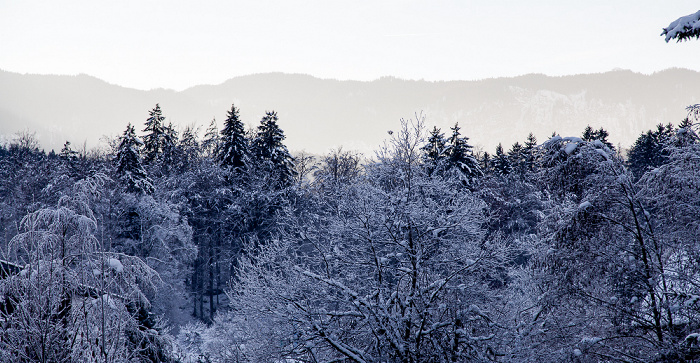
[{"left": 662, "top": 10, "right": 700, "bottom": 42}]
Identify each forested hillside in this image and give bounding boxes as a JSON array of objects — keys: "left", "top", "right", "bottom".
[
  {"left": 2, "top": 68, "right": 700, "bottom": 155},
  {"left": 1, "top": 102, "right": 699, "bottom": 362}
]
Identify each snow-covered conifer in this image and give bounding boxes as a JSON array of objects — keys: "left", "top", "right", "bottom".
[
  {"left": 115, "top": 123, "right": 154, "bottom": 195},
  {"left": 491, "top": 143, "right": 512, "bottom": 176},
  {"left": 445, "top": 123, "right": 482, "bottom": 185},
  {"left": 142, "top": 104, "right": 166, "bottom": 164},
  {"left": 250, "top": 111, "right": 296, "bottom": 186},
  {"left": 218, "top": 103, "right": 248, "bottom": 170},
  {"left": 421, "top": 125, "right": 448, "bottom": 175}
]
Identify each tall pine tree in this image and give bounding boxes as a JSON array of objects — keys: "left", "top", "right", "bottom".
[
  {"left": 627, "top": 123, "right": 675, "bottom": 178},
  {"left": 115, "top": 123, "right": 153, "bottom": 194},
  {"left": 446, "top": 123, "right": 482, "bottom": 184},
  {"left": 202, "top": 118, "right": 220, "bottom": 158},
  {"left": 491, "top": 143, "right": 513, "bottom": 176},
  {"left": 523, "top": 132, "right": 538, "bottom": 172},
  {"left": 251, "top": 111, "right": 296, "bottom": 186},
  {"left": 143, "top": 104, "right": 166, "bottom": 164},
  {"left": 421, "top": 126, "right": 448, "bottom": 175},
  {"left": 218, "top": 104, "right": 248, "bottom": 170}
]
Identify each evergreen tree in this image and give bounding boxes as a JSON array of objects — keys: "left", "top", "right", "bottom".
[
  {"left": 582, "top": 125, "right": 614, "bottom": 150},
  {"left": 421, "top": 126, "right": 448, "bottom": 175},
  {"left": 523, "top": 132, "right": 538, "bottom": 171},
  {"left": 479, "top": 151, "right": 491, "bottom": 173},
  {"left": 445, "top": 123, "right": 482, "bottom": 184},
  {"left": 202, "top": 118, "right": 220, "bottom": 158},
  {"left": 177, "top": 125, "right": 200, "bottom": 170},
  {"left": 59, "top": 140, "right": 78, "bottom": 161},
  {"left": 491, "top": 143, "right": 512, "bottom": 175},
  {"left": 673, "top": 117, "right": 698, "bottom": 147},
  {"left": 218, "top": 103, "right": 248, "bottom": 170},
  {"left": 508, "top": 141, "right": 526, "bottom": 174},
  {"left": 251, "top": 111, "right": 296, "bottom": 186},
  {"left": 627, "top": 123, "right": 674, "bottom": 178},
  {"left": 59, "top": 140, "right": 83, "bottom": 179},
  {"left": 143, "top": 104, "right": 166, "bottom": 164},
  {"left": 582, "top": 125, "right": 595, "bottom": 142},
  {"left": 159, "top": 122, "right": 179, "bottom": 172},
  {"left": 115, "top": 123, "right": 154, "bottom": 194}
]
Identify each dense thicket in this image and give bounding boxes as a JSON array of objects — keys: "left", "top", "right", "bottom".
[{"left": 0, "top": 104, "right": 699, "bottom": 362}]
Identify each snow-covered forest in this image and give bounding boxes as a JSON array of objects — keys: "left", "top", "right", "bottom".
[{"left": 1, "top": 99, "right": 699, "bottom": 362}]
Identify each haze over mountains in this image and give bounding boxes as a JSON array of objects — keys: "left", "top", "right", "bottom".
[{"left": 1, "top": 68, "right": 699, "bottom": 155}]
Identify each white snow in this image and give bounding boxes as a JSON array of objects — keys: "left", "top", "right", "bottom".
[
  {"left": 581, "top": 337, "right": 602, "bottom": 345},
  {"left": 663, "top": 10, "right": 700, "bottom": 42},
  {"left": 594, "top": 148, "right": 610, "bottom": 160},
  {"left": 108, "top": 258, "right": 124, "bottom": 273},
  {"left": 685, "top": 295, "right": 700, "bottom": 307},
  {"left": 685, "top": 332, "right": 700, "bottom": 345},
  {"left": 564, "top": 142, "right": 578, "bottom": 155},
  {"left": 562, "top": 136, "right": 583, "bottom": 143}
]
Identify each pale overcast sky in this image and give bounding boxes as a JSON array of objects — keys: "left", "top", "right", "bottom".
[{"left": 2, "top": 0, "right": 699, "bottom": 91}]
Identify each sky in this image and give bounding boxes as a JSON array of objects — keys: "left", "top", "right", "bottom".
[{"left": 2, "top": 0, "right": 700, "bottom": 91}]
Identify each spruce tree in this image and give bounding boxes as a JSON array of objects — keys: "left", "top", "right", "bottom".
[
  {"left": 491, "top": 143, "right": 513, "bottom": 176},
  {"left": 159, "top": 122, "right": 179, "bottom": 172},
  {"left": 445, "top": 123, "right": 482, "bottom": 183},
  {"left": 251, "top": 111, "right": 296, "bottom": 186},
  {"left": 421, "top": 126, "right": 448, "bottom": 175},
  {"left": 115, "top": 123, "right": 154, "bottom": 194},
  {"left": 178, "top": 125, "right": 200, "bottom": 170},
  {"left": 674, "top": 117, "right": 698, "bottom": 147},
  {"left": 582, "top": 125, "right": 614, "bottom": 150},
  {"left": 202, "top": 118, "right": 220, "bottom": 158},
  {"left": 59, "top": 141, "right": 78, "bottom": 161},
  {"left": 479, "top": 151, "right": 491, "bottom": 173},
  {"left": 59, "top": 140, "right": 82, "bottom": 179},
  {"left": 523, "top": 132, "right": 538, "bottom": 171},
  {"left": 627, "top": 123, "right": 674, "bottom": 178},
  {"left": 582, "top": 125, "right": 595, "bottom": 142},
  {"left": 218, "top": 104, "right": 248, "bottom": 170},
  {"left": 508, "top": 141, "right": 526, "bottom": 174},
  {"left": 143, "top": 104, "right": 166, "bottom": 164}
]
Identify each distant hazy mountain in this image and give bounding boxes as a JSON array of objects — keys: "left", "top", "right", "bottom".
[{"left": 1, "top": 69, "right": 699, "bottom": 155}]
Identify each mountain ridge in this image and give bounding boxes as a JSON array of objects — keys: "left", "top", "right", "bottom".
[{"left": 1, "top": 68, "right": 698, "bottom": 155}]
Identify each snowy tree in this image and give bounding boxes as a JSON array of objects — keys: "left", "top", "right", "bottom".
[
  {"left": 115, "top": 123, "right": 154, "bottom": 195},
  {"left": 174, "top": 125, "right": 200, "bottom": 172},
  {"left": 627, "top": 123, "right": 675, "bottom": 179},
  {"left": 662, "top": 10, "right": 700, "bottom": 42},
  {"left": 522, "top": 132, "right": 538, "bottom": 172},
  {"left": 218, "top": 103, "right": 248, "bottom": 170},
  {"left": 202, "top": 118, "right": 220, "bottom": 159},
  {"left": 216, "top": 118, "right": 509, "bottom": 362},
  {"left": 142, "top": 104, "right": 166, "bottom": 164},
  {"left": 507, "top": 141, "right": 526, "bottom": 175},
  {"left": 158, "top": 121, "right": 179, "bottom": 173},
  {"left": 250, "top": 111, "right": 296, "bottom": 187},
  {"left": 581, "top": 125, "right": 614, "bottom": 150},
  {"left": 445, "top": 123, "right": 482, "bottom": 186},
  {"left": 491, "top": 143, "right": 512, "bottom": 176},
  {"left": 0, "top": 175, "right": 172, "bottom": 362},
  {"left": 519, "top": 131, "right": 700, "bottom": 361},
  {"left": 58, "top": 140, "right": 89, "bottom": 180},
  {"left": 293, "top": 150, "right": 318, "bottom": 185},
  {"left": 421, "top": 126, "right": 448, "bottom": 175},
  {"left": 313, "top": 147, "right": 362, "bottom": 192},
  {"left": 59, "top": 140, "right": 78, "bottom": 162}
]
